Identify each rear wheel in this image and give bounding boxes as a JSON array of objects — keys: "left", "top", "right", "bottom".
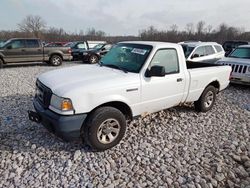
[
  {"left": 50, "top": 55, "right": 62, "bottom": 66},
  {"left": 194, "top": 85, "right": 217, "bottom": 112},
  {"left": 83, "top": 107, "right": 127, "bottom": 151},
  {"left": 89, "top": 55, "right": 98, "bottom": 64}
]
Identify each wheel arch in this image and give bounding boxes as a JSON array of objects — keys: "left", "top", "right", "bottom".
[
  {"left": 207, "top": 80, "right": 220, "bottom": 93},
  {"left": 90, "top": 101, "right": 133, "bottom": 121},
  {"left": 49, "top": 52, "right": 63, "bottom": 61}
]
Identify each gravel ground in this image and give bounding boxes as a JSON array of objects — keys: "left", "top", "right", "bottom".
[{"left": 0, "top": 62, "right": 250, "bottom": 188}]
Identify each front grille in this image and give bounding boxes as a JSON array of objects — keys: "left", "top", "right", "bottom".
[
  {"left": 221, "top": 62, "right": 248, "bottom": 74},
  {"left": 36, "top": 80, "right": 52, "bottom": 109}
]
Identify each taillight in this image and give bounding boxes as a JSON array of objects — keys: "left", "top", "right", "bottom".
[{"left": 68, "top": 48, "right": 72, "bottom": 54}]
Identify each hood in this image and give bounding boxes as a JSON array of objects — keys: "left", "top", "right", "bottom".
[
  {"left": 38, "top": 64, "right": 139, "bottom": 97},
  {"left": 218, "top": 57, "right": 250, "bottom": 66}
]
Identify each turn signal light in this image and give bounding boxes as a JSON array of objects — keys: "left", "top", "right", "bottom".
[{"left": 61, "top": 99, "right": 73, "bottom": 111}]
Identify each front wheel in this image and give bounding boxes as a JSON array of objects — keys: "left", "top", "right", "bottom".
[
  {"left": 83, "top": 107, "right": 127, "bottom": 151},
  {"left": 50, "top": 55, "right": 62, "bottom": 66},
  {"left": 194, "top": 85, "right": 217, "bottom": 112},
  {"left": 89, "top": 55, "right": 98, "bottom": 64}
]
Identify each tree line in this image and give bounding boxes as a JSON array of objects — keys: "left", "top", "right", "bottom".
[{"left": 0, "top": 15, "right": 250, "bottom": 44}]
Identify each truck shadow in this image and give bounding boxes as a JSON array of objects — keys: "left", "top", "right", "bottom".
[{"left": 0, "top": 94, "right": 89, "bottom": 154}]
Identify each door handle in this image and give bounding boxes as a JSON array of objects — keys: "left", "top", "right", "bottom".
[
  {"left": 177, "top": 78, "right": 183, "bottom": 82},
  {"left": 38, "top": 49, "right": 42, "bottom": 51},
  {"left": 21, "top": 49, "right": 26, "bottom": 52}
]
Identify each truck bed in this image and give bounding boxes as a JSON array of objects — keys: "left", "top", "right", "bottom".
[{"left": 186, "top": 61, "right": 222, "bottom": 69}]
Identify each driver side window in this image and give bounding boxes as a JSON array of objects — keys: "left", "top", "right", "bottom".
[
  {"left": 77, "top": 43, "right": 86, "bottom": 49},
  {"left": 192, "top": 46, "right": 205, "bottom": 58},
  {"left": 7, "top": 40, "right": 25, "bottom": 49},
  {"left": 150, "top": 49, "right": 179, "bottom": 74}
]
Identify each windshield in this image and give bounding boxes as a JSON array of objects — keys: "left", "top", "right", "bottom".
[
  {"left": 0, "top": 40, "right": 9, "bottom": 48},
  {"left": 93, "top": 44, "right": 105, "bottom": 49},
  {"left": 181, "top": 44, "right": 195, "bottom": 58},
  {"left": 229, "top": 48, "right": 250, "bottom": 59},
  {"left": 0, "top": 42, "right": 5, "bottom": 48},
  {"left": 100, "top": 43, "right": 152, "bottom": 73}
]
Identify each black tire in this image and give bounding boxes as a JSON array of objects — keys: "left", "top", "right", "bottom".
[
  {"left": 50, "top": 55, "right": 62, "bottom": 66},
  {"left": 83, "top": 107, "right": 127, "bottom": 151},
  {"left": 194, "top": 85, "right": 217, "bottom": 112},
  {"left": 0, "top": 58, "right": 4, "bottom": 68},
  {"left": 89, "top": 55, "right": 98, "bottom": 64}
]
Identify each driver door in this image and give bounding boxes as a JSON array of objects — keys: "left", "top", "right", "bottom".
[
  {"left": 140, "top": 48, "right": 186, "bottom": 114},
  {"left": 3, "top": 39, "right": 27, "bottom": 63}
]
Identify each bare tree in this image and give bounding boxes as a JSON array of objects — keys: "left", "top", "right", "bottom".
[
  {"left": 206, "top": 25, "right": 213, "bottom": 34},
  {"left": 196, "top": 21, "right": 206, "bottom": 35},
  {"left": 186, "top": 23, "right": 195, "bottom": 35},
  {"left": 18, "top": 15, "right": 46, "bottom": 38}
]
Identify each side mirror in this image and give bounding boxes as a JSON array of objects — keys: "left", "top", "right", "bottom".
[
  {"left": 146, "top": 66, "right": 165, "bottom": 77},
  {"left": 191, "top": 54, "right": 199, "bottom": 59}
]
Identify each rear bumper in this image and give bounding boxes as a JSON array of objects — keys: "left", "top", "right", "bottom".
[{"left": 29, "top": 99, "right": 87, "bottom": 141}]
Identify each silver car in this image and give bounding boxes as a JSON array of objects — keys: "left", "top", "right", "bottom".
[
  {"left": 217, "top": 45, "right": 250, "bottom": 85},
  {"left": 180, "top": 42, "right": 225, "bottom": 64}
]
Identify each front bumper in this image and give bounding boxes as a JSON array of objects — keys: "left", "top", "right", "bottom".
[
  {"left": 29, "top": 99, "right": 87, "bottom": 141},
  {"left": 230, "top": 76, "right": 250, "bottom": 85}
]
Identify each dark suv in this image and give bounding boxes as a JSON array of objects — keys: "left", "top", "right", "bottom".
[{"left": 223, "top": 41, "right": 250, "bottom": 56}]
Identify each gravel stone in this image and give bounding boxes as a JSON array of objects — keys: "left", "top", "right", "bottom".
[{"left": 0, "top": 63, "right": 249, "bottom": 187}]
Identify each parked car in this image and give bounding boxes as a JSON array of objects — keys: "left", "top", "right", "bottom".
[
  {"left": 45, "top": 42, "right": 68, "bottom": 47},
  {"left": 28, "top": 41, "right": 231, "bottom": 151},
  {"left": 180, "top": 42, "right": 225, "bottom": 64},
  {"left": 217, "top": 45, "right": 250, "bottom": 85},
  {"left": 64, "top": 41, "right": 106, "bottom": 60},
  {"left": 0, "top": 38, "right": 72, "bottom": 68},
  {"left": 223, "top": 41, "right": 250, "bottom": 57},
  {"left": 82, "top": 43, "right": 112, "bottom": 64}
]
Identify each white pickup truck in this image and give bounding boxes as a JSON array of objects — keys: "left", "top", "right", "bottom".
[{"left": 28, "top": 41, "right": 231, "bottom": 151}]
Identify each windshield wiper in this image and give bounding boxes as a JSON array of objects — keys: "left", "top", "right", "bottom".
[{"left": 103, "top": 64, "right": 128, "bottom": 73}]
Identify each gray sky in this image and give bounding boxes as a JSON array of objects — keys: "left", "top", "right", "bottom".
[{"left": 0, "top": 0, "right": 250, "bottom": 35}]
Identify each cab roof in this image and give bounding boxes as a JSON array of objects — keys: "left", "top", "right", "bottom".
[
  {"left": 181, "top": 42, "right": 221, "bottom": 48},
  {"left": 119, "top": 41, "right": 181, "bottom": 49}
]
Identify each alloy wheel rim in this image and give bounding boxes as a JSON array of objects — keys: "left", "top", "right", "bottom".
[
  {"left": 90, "top": 56, "right": 97, "bottom": 63},
  {"left": 97, "top": 118, "right": 120, "bottom": 144},
  {"left": 204, "top": 91, "right": 214, "bottom": 108},
  {"left": 53, "top": 57, "right": 60, "bottom": 65}
]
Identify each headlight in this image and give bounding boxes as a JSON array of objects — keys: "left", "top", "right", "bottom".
[{"left": 50, "top": 94, "right": 74, "bottom": 112}]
